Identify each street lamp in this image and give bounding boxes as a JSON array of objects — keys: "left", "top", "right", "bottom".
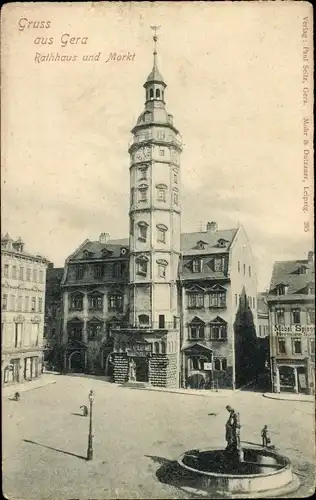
[{"left": 86, "top": 389, "right": 95, "bottom": 461}]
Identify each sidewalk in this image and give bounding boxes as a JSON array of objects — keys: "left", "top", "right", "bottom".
[
  {"left": 2, "top": 374, "right": 56, "bottom": 399},
  {"left": 118, "top": 384, "right": 236, "bottom": 398},
  {"left": 262, "top": 392, "right": 314, "bottom": 403}
]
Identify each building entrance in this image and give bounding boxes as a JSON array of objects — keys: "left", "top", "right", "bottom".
[{"left": 135, "top": 357, "right": 149, "bottom": 382}]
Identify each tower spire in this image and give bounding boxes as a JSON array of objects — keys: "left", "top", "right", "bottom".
[
  {"left": 145, "top": 26, "right": 165, "bottom": 86},
  {"left": 151, "top": 25, "right": 160, "bottom": 69}
]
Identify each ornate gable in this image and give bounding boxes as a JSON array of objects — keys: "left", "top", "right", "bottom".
[
  {"left": 186, "top": 284, "right": 206, "bottom": 293},
  {"left": 207, "top": 284, "right": 227, "bottom": 293},
  {"left": 210, "top": 316, "right": 227, "bottom": 324},
  {"left": 189, "top": 316, "right": 205, "bottom": 325}
]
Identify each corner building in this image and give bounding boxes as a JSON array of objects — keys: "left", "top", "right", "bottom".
[
  {"left": 112, "top": 39, "right": 182, "bottom": 387},
  {"left": 268, "top": 251, "right": 315, "bottom": 395},
  {"left": 1, "top": 233, "right": 48, "bottom": 386}
]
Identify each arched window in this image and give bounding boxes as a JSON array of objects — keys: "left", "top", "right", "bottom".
[
  {"left": 149, "top": 88, "right": 154, "bottom": 99},
  {"left": 161, "top": 341, "right": 166, "bottom": 354},
  {"left": 156, "top": 88, "right": 161, "bottom": 98},
  {"left": 154, "top": 341, "right": 160, "bottom": 354}
]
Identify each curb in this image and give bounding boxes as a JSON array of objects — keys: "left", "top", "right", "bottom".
[
  {"left": 262, "top": 393, "right": 314, "bottom": 403},
  {"left": 3, "top": 380, "right": 56, "bottom": 399},
  {"left": 119, "top": 386, "right": 231, "bottom": 398}
]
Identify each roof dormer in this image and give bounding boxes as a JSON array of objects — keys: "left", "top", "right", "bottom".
[
  {"left": 217, "top": 238, "right": 229, "bottom": 248},
  {"left": 276, "top": 283, "right": 289, "bottom": 296},
  {"left": 297, "top": 265, "right": 308, "bottom": 275},
  {"left": 196, "top": 240, "right": 208, "bottom": 250}
]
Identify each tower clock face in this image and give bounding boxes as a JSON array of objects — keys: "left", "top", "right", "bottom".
[{"left": 135, "top": 146, "right": 151, "bottom": 162}]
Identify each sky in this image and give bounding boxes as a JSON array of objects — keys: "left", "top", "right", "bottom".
[{"left": 1, "top": 1, "right": 314, "bottom": 291}]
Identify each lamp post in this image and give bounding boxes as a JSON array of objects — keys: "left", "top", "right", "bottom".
[{"left": 86, "top": 389, "right": 95, "bottom": 461}]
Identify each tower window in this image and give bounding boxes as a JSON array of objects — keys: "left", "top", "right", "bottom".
[
  {"left": 136, "top": 256, "right": 148, "bottom": 276},
  {"left": 156, "top": 184, "right": 167, "bottom": 202},
  {"left": 149, "top": 88, "right": 154, "bottom": 99},
  {"left": 131, "top": 188, "right": 135, "bottom": 205},
  {"left": 173, "top": 169, "right": 178, "bottom": 183},
  {"left": 157, "top": 259, "right": 168, "bottom": 278},
  {"left": 138, "top": 186, "right": 148, "bottom": 202},
  {"left": 137, "top": 222, "right": 148, "bottom": 241},
  {"left": 159, "top": 148, "right": 165, "bottom": 156},
  {"left": 157, "top": 224, "right": 167, "bottom": 243},
  {"left": 138, "top": 167, "right": 148, "bottom": 180},
  {"left": 156, "top": 89, "right": 161, "bottom": 98},
  {"left": 173, "top": 189, "right": 179, "bottom": 205},
  {"left": 157, "top": 130, "right": 165, "bottom": 140}
]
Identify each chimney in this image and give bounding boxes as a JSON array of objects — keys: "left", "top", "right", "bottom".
[
  {"left": 99, "top": 232, "right": 110, "bottom": 244},
  {"left": 307, "top": 251, "right": 314, "bottom": 264},
  {"left": 206, "top": 221, "right": 218, "bottom": 233}
]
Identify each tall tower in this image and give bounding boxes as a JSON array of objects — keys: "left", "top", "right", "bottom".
[{"left": 125, "top": 28, "right": 182, "bottom": 387}]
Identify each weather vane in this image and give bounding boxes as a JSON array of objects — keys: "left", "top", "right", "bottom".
[{"left": 150, "top": 25, "right": 161, "bottom": 53}]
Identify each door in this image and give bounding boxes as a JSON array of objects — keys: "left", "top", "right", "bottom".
[
  {"left": 135, "top": 357, "right": 149, "bottom": 382},
  {"left": 297, "top": 366, "right": 307, "bottom": 394},
  {"left": 11, "top": 359, "right": 20, "bottom": 382}
]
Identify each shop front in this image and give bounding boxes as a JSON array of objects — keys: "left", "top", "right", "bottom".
[
  {"left": 182, "top": 343, "right": 213, "bottom": 389},
  {"left": 274, "top": 360, "right": 309, "bottom": 394}
]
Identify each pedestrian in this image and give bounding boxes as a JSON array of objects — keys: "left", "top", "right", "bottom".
[
  {"left": 14, "top": 392, "right": 20, "bottom": 401},
  {"left": 261, "top": 425, "right": 271, "bottom": 448},
  {"left": 80, "top": 404, "right": 88, "bottom": 417}
]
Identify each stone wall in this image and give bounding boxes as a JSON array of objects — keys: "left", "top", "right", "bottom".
[
  {"left": 149, "top": 355, "right": 167, "bottom": 387},
  {"left": 166, "top": 353, "right": 178, "bottom": 387},
  {"left": 113, "top": 353, "right": 129, "bottom": 384}
]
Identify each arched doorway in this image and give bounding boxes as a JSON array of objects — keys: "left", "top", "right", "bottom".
[{"left": 68, "top": 351, "right": 84, "bottom": 372}]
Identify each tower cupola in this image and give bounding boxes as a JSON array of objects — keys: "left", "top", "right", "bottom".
[{"left": 144, "top": 26, "right": 166, "bottom": 105}]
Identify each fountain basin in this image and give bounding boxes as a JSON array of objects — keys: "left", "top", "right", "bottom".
[{"left": 178, "top": 447, "right": 300, "bottom": 497}]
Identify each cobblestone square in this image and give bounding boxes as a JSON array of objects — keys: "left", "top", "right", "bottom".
[{"left": 2, "top": 375, "right": 315, "bottom": 499}]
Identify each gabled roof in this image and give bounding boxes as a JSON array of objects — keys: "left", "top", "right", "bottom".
[
  {"left": 268, "top": 258, "right": 315, "bottom": 296},
  {"left": 181, "top": 228, "right": 238, "bottom": 256},
  {"left": 68, "top": 238, "right": 129, "bottom": 261}
]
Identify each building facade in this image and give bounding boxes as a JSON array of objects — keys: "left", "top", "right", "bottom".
[
  {"left": 180, "top": 222, "right": 258, "bottom": 390},
  {"left": 60, "top": 34, "right": 259, "bottom": 390},
  {"left": 257, "top": 292, "right": 269, "bottom": 339},
  {"left": 1, "top": 233, "right": 48, "bottom": 386},
  {"left": 267, "top": 251, "right": 315, "bottom": 395},
  {"left": 43, "top": 263, "right": 64, "bottom": 370}
]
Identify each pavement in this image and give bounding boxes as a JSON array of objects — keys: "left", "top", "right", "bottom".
[
  {"left": 2, "top": 374, "right": 56, "bottom": 399},
  {"left": 262, "top": 392, "right": 314, "bottom": 403},
  {"left": 2, "top": 374, "right": 315, "bottom": 499}
]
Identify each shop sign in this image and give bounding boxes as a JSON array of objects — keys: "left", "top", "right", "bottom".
[
  {"left": 274, "top": 324, "right": 314, "bottom": 336},
  {"left": 204, "top": 362, "right": 213, "bottom": 370}
]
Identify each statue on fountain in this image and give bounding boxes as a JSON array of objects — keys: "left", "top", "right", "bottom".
[{"left": 225, "top": 405, "right": 244, "bottom": 462}]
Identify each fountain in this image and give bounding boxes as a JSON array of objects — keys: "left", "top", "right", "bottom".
[{"left": 177, "top": 406, "right": 300, "bottom": 497}]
